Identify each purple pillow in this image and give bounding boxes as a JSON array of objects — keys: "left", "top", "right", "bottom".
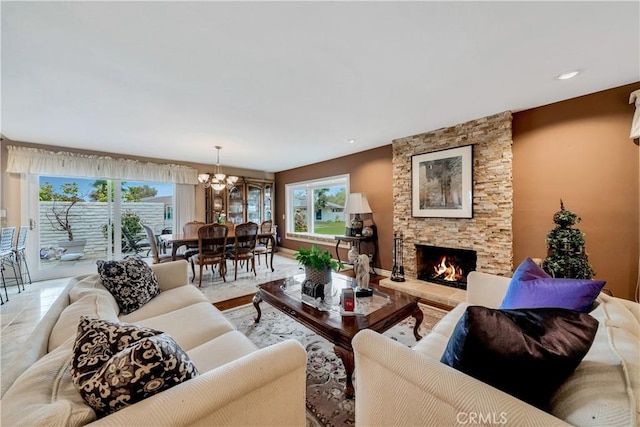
[
  {"left": 502, "top": 257, "right": 604, "bottom": 312},
  {"left": 510, "top": 257, "right": 550, "bottom": 283},
  {"left": 500, "top": 277, "right": 605, "bottom": 312}
]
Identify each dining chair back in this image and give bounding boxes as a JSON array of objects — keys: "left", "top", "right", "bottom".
[
  {"left": 227, "top": 222, "right": 259, "bottom": 281},
  {"left": 192, "top": 223, "right": 228, "bottom": 287},
  {"left": 143, "top": 225, "right": 183, "bottom": 264},
  {"left": 182, "top": 221, "right": 205, "bottom": 276},
  {"left": 254, "top": 220, "right": 273, "bottom": 268}
]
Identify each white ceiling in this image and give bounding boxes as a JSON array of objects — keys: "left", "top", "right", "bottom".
[{"left": 2, "top": 1, "right": 638, "bottom": 173}]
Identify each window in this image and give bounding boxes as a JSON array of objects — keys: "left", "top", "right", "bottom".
[
  {"left": 37, "top": 175, "right": 175, "bottom": 272},
  {"left": 286, "top": 175, "right": 348, "bottom": 241}
]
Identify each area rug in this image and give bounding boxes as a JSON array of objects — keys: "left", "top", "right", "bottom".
[{"left": 224, "top": 302, "right": 447, "bottom": 427}]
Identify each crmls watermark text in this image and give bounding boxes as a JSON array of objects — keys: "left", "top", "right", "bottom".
[{"left": 456, "top": 412, "right": 508, "bottom": 425}]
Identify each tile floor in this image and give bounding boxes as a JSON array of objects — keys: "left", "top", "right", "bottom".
[{"left": 0, "top": 253, "right": 303, "bottom": 371}]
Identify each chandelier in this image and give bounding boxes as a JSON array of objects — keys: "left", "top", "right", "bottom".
[{"left": 197, "top": 146, "right": 239, "bottom": 191}]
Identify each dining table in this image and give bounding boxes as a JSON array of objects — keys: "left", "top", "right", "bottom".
[{"left": 159, "top": 230, "right": 276, "bottom": 272}]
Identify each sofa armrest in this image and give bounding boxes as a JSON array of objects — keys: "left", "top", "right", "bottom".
[
  {"left": 353, "top": 330, "right": 569, "bottom": 427},
  {"left": 1, "top": 280, "right": 74, "bottom": 397},
  {"left": 88, "top": 339, "right": 307, "bottom": 427},
  {"left": 151, "top": 260, "right": 189, "bottom": 291},
  {"left": 466, "top": 271, "right": 510, "bottom": 308}
]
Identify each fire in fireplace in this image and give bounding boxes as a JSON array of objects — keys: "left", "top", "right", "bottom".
[{"left": 415, "top": 244, "right": 477, "bottom": 290}]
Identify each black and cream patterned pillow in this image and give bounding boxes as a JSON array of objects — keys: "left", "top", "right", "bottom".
[
  {"left": 96, "top": 257, "right": 161, "bottom": 314},
  {"left": 71, "top": 317, "right": 199, "bottom": 417},
  {"left": 71, "top": 316, "right": 162, "bottom": 384}
]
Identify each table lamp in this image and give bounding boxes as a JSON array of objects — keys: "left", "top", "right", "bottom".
[{"left": 345, "top": 193, "right": 372, "bottom": 236}]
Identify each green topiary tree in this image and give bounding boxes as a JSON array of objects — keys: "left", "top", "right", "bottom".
[{"left": 541, "top": 200, "right": 595, "bottom": 279}]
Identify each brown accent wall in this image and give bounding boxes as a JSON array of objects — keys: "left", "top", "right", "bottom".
[
  {"left": 513, "top": 83, "right": 640, "bottom": 300},
  {"left": 275, "top": 146, "right": 393, "bottom": 269}
]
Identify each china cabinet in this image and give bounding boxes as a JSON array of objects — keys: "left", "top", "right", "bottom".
[{"left": 205, "top": 178, "right": 273, "bottom": 225}]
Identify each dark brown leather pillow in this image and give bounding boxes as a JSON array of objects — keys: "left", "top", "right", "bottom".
[{"left": 440, "top": 306, "right": 598, "bottom": 410}]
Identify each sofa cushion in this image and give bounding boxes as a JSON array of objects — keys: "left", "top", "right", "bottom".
[
  {"left": 0, "top": 338, "right": 97, "bottom": 427},
  {"left": 69, "top": 274, "right": 119, "bottom": 308},
  {"left": 441, "top": 306, "right": 599, "bottom": 410},
  {"left": 549, "top": 294, "right": 639, "bottom": 426},
  {"left": 135, "top": 301, "right": 236, "bottom": 351},
  {"left": 186, "top": 330, "right": 258, "bottom": 373},
  {"left": 97, "top": 257, "right": 161, "bottom": 315},
  {"left": 71, "top": 317, "right": 198, "bottom": 417},
  {"left": 49, "top": 293, "right": 120, "bottom": 351},
  {"left": 118, "top": 284, "right": 210, "bottom": 323},
  {"left": 413, "top": 302, "right": 469, "bottom": 359}
]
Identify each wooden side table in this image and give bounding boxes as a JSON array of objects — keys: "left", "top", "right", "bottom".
[{"left": 334, "top": 232, "right": 377, "bottom": 274}]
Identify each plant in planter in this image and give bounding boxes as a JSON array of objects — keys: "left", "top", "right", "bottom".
[
  {"left": 40, "top": 182, "right": 84, "bottom": 241},
  {"left": 40, "top": 181, "right": 87, "bottom": 255},
  {"left": 295, "top": 245, "right": 343, "bottom": 285}
]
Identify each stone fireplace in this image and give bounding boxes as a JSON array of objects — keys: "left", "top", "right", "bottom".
[
  {"left": 415, "top": 244, "right": 477, "bottom": 290},
  {"left": 392, "top": 111, "right": 514, "bottom": 279}
]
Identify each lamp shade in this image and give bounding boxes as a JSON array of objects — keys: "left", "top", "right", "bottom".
[{"left": 345, "top": 193, "right": 372, "bottom": 214}]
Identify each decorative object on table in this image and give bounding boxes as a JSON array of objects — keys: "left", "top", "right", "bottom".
[
  {"left": 354, "top": 253, "right": 370, "bottom": 290},
  {"left": 295, "top": 245, "right": 344, "bottom": 298},
  {"left": 541, "top": 200, "right": 595, "bottom": 279},
  {"left": 347, "top": 243, "right": 359, "bottom": 263},
  {"left": 362, "top": 226, "right": 374, "bottom": 237},
  {"left": 391, "top": 232, "right": 405, "bottom": 282},
  {"left": 411, "top": 144, "right": 473, "bottom": 218},
  {"left": 345, "top": 192, "right": 372, "bottom": 236},
  {"left": 341, "top": 288, "right": 355, "bottom": 312},
  {"left": 302, "top": 280, "right": 325, "bottom": 299},
  {"left": 197, "top": 146, "right": 239, "bottom": 191}
]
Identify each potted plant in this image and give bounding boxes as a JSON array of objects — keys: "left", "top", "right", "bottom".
[{"left": 295, "top": 245, "right": 343, "bottom": 285}]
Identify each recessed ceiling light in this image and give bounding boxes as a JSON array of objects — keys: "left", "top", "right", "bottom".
[
  {"left": 347, "top": 139, "right": 355, "bottom": 144},
  {"left": 557, "top": 70, "right": 580, "bottom": 80}
]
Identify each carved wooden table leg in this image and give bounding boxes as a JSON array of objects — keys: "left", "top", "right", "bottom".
[
  {"left": 334, "top": 346, "right": 355, "bottom": 398},
  {"left": 252, "top": 293, "right": 262, "bottom": 323},
  {"left": 412, "top": 305, "right": 424, "bottom": 340}
]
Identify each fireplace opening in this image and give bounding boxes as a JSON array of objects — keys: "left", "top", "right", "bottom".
[{"left": 415, "top": 244, "right": 477, "bottom": 290}]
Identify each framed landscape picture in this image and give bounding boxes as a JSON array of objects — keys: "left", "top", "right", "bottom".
[{"left": 411, "top": 145, "right": 473, "bottom": 218}]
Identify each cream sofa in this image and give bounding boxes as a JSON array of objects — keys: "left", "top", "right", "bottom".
[
  {"left": 353, "top": 271, "right": 639, "bottom": 426},
  {"left": 1, "top": 260, "right": 307, "bottom": 426}
]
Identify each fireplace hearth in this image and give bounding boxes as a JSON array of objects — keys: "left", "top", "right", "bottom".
[{"left": 415, "top": 244, "right": 477, "bottom": 290}]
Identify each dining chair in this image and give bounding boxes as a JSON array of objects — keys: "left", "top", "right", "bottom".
[
  {"left": 0, "top": 227, "right": 21, "bottom": 303},
  {"left": 191, "top": 223, "right": 228, "bottom": 287},
  {"left": 13, "top": 225, "right": 32, "bottom": 285},
  {"left": 122, "top": 226, "right": 151, "bottom": 256},
  {"left": 226, "top": 222, "right": 259, "bottom": 281},
  {"left": 254, "top": 220, "right": 273, "bottom": 269},
  {"left": 143, "top": 225, "right": 184, "bottom": 264},
  {"left": 183, "top": 221, "right": 205, "bottom": 277}
]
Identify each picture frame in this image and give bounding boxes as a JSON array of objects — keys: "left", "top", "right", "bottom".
[
  {"left": 411, "top": 145, "right": 473, "bottom": 218},
  {"left": 213, "top": 195, "right": 224, "bottom": 212}
]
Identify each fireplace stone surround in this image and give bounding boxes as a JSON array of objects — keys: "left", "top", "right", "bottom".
[{"left": 388, "top": 111, "right": 513, "bottom": 302}]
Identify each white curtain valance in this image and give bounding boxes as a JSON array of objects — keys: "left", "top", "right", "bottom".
[{"left": 6, "top": 145, "right": 199, "bottom": 184}]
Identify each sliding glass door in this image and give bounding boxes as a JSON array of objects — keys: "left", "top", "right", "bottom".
[{"left": 26, "top": 174, "right": 174, "bottom": 280}]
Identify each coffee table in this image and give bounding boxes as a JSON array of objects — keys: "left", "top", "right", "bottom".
[{"left": 253, "top": 273, "right": 423, "bottom": 397}]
